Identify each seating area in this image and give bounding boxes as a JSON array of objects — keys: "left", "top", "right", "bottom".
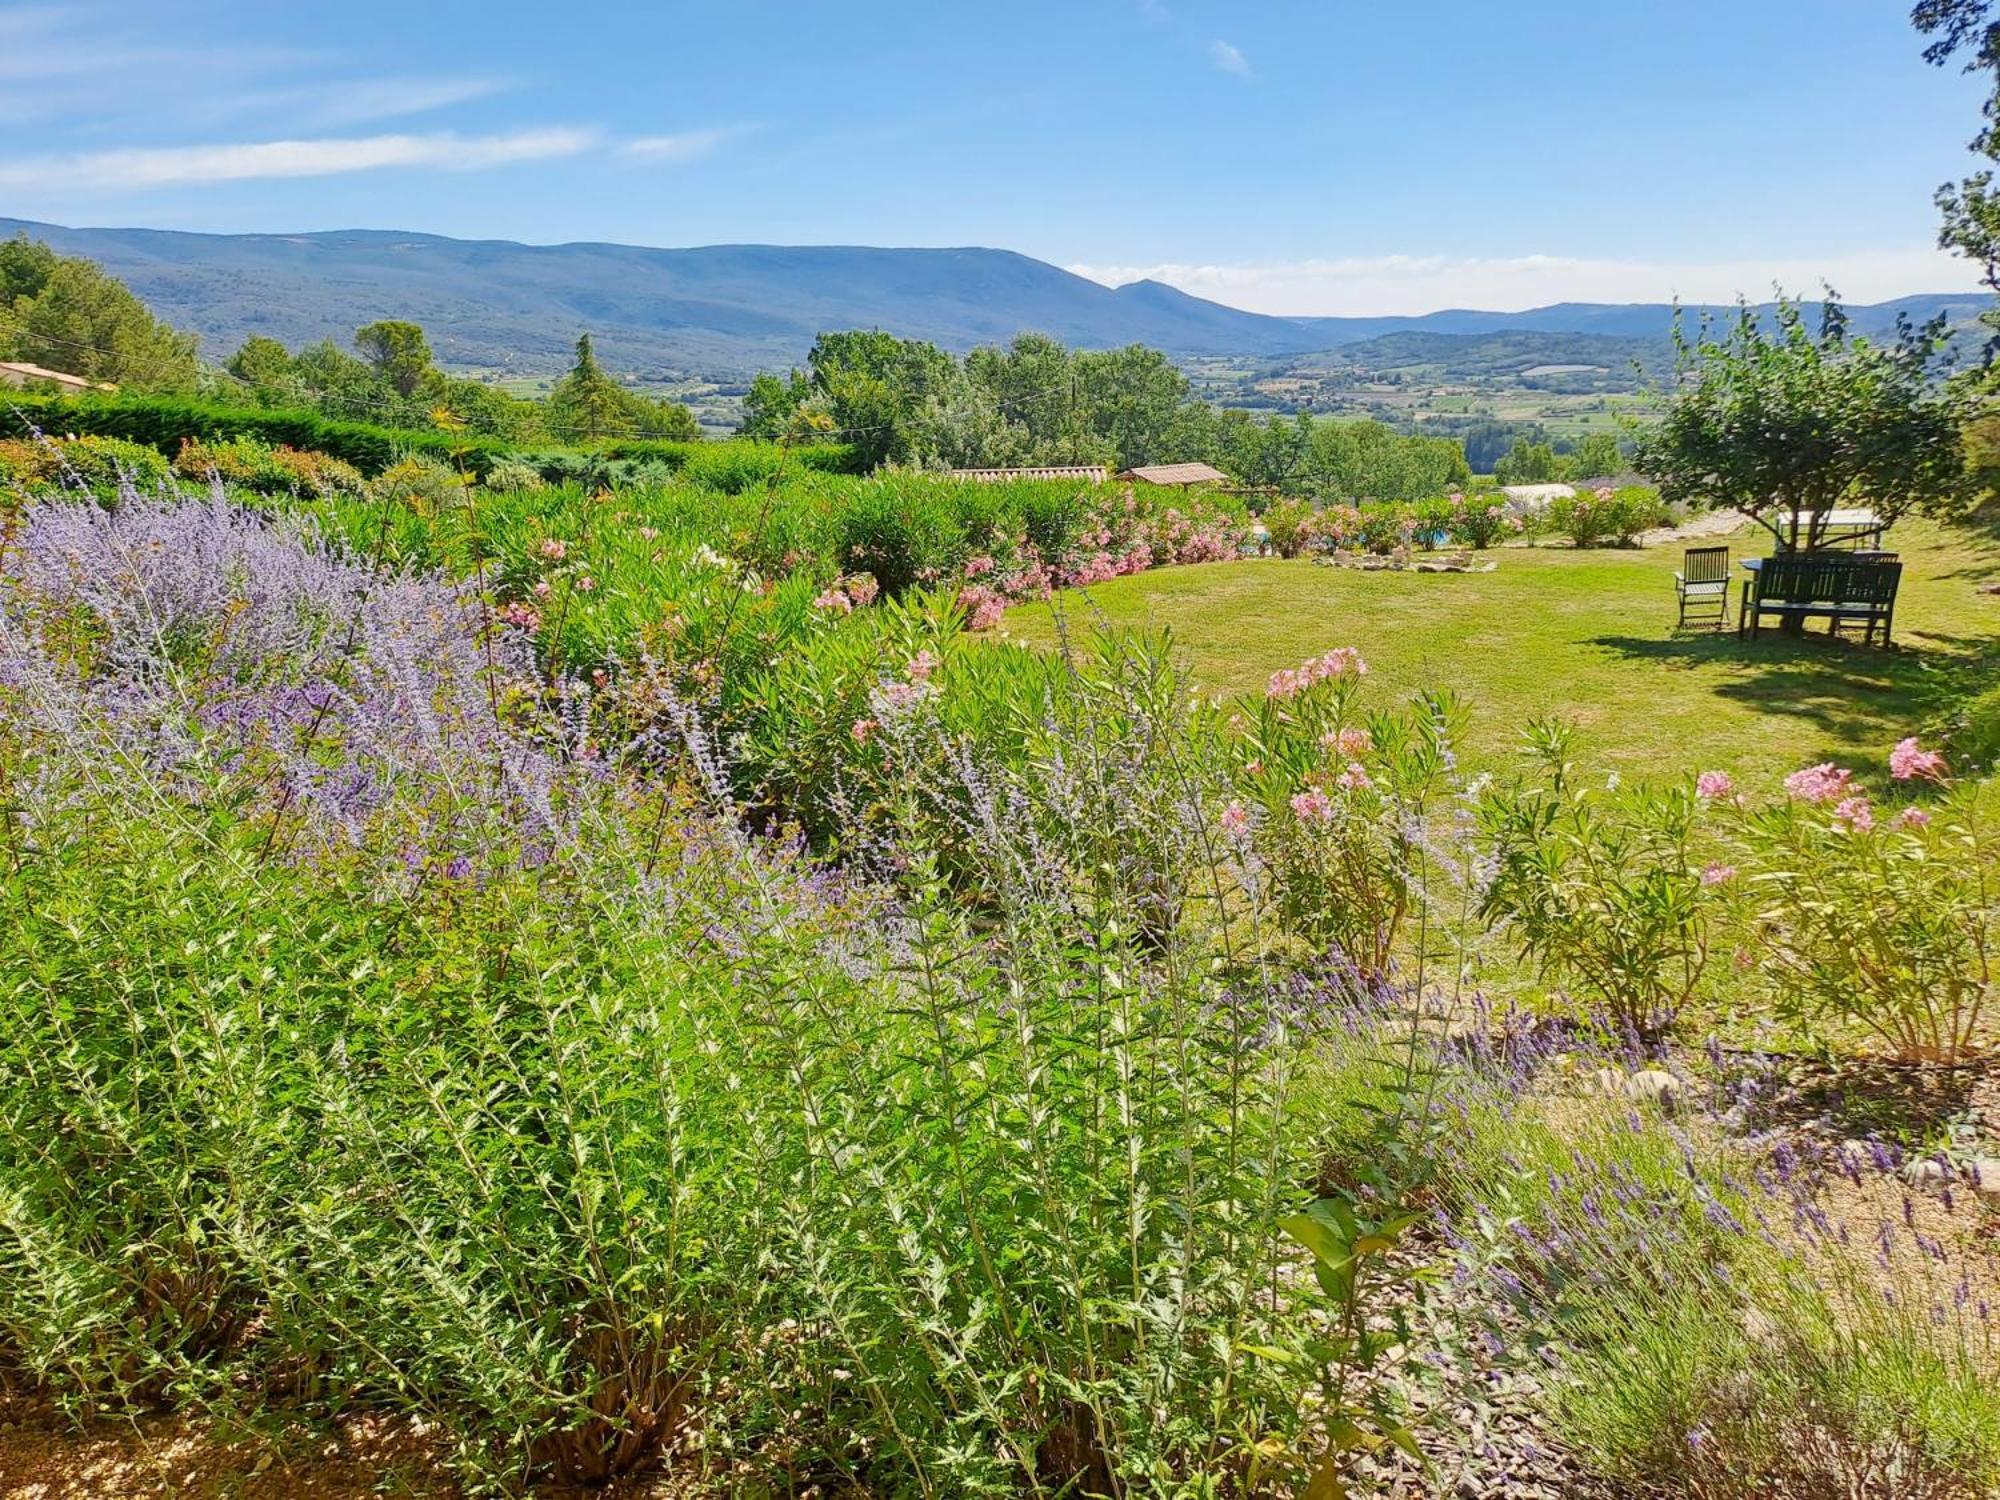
[
  {"left": 1736, "top": 551, "right": 1903, "bottom": 645},
  {"left": 1674, "top": 545, "right": 1732, "bottom": 628}
]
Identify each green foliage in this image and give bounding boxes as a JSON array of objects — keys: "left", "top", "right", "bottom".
[
  {"left": 351, "top": 319, "right": 434, "bottom": 398},
  {"left": 0, "top": 234, "right": 199, "bottom": 392},
  {"left": 546, "top": 333, "right": 701, "bottom": 442},
  {"left": 0, "top": 389, "right": 857, "bottom": 480},
  {"left": 1545, "top": 484, "right": 1666, "bottom": 547},
  {"left": 171, "top": 434, "right": 365, "bottom": 497},
  {"left": 1717, "top": 772, "right": 1995, "bottom": 1062},
  {"left": 1480, "top": 720, "right": 1711, "bottom": 1040},
  {"left": 1638, "top": 297, "right": 1974, "bottom": 548},
  {"left": 0, "top": 432, "right": 169, "bottom": 498}
]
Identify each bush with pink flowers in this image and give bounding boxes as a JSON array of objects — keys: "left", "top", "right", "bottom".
[{"left": 1713, "top": 740, "right": 1994, "bottom": 1062}]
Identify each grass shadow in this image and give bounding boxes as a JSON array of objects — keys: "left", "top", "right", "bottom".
[{"left": 1589, "top": 630, "right": 1999, "bottom": 764}]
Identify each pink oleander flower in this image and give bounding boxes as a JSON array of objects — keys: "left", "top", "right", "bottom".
[
  {"left": 956, "top": 584, "right": 1007, "bottom": 631},
  {"left": 964, "top": 555, "right": 995, "bottom": 579},
  {"left": 1832, "top": 795, "right": 1874, "bottom": 832},
  {"left": 532, "top": 579, "right": 552, "bottom": 600},
  {"left": 1889, "top": 736, "right": 1947, "bottom": 782},
  {"left": 1268, "top": 668, "right": 1304, "bottom": 699},
  {"left": 1310, "top": 647, "right": 1368, "bottom": 680},
  {"left": 538, "top": 537, "right": 568, "bottom": 561},
  {"left": 1219, "top": 801, "right": 1250, "bottom": 836},
  {"left": 843, "top": 573, "right": 880, "bottom": 607},
  {"left": 498, "top": 602, "right": 541, "bottom": 631},
  {"left": 877, "top": 680, "right": 924, "bottom": 713},
  {"left": 1895, "top": 807, "right": 1931, "bottom": 829},
  {"left": 1337, "top": 762, "right": 1371, "bottom": 791},
  {"left": 850, "top": 717, "right": 879, "bottom": 745},
  {"left": 1291, "top": 787, "right": 1334, "bottom": 823},
  {"left": 906, "top": 649, "right": 938, "bottom": 683},
  {"left": 1700, "top": 862, "right": 1736, "bottom": 887},
  {"left": 813, "top": 587, "right": 854, "bottom": 615},
  {"left": 1695, "top": 771, "right": 1735, "bottom": 801},
  {"left": 1323, "top": 726, "right": 1372, "bottom": 758},
  {"left": 1784, "top": 763, "right": 1853, "bottom": 805},
  {"left": 575, "top": 574, "right": 596, "bottom": 593}
]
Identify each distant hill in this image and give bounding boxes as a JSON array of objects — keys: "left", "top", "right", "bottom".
[{"left": 2, "top": 218, "right": 1987, "bottom": 379}]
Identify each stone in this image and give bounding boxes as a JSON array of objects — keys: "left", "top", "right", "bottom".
[
  {"left": 1624, "top": 1069, "right": 1683, "bottom": 1107},
  {"left": 1903, "top": 1158, "right": 1949, "bottom": 1190},
  {"left": 1967, "top": 1157, "right": 2000, "bottom": 1205}
]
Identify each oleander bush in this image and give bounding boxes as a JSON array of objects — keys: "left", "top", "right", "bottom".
[{"left": 1, "top": 475, "right": 1995, "bottom": 1498}]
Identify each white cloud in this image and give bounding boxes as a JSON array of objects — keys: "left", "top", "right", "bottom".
[
  {"left": 1207, "top": 39, "right": 1252, "bottom": 78},
  {"left": 0, "top": 128, "right": 600, "bottom": 191},
  {"left": 622, "top": 127, "right": 739, "bottom": 164},
  {"left": 1066, "top": 248, "right": 1988, "bottom": 315}
]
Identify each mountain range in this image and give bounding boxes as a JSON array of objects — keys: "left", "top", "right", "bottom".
[{"left": 3, "top": 217, "right": 1987, "bottom": 380}]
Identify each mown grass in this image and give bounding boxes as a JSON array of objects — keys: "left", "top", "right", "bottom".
[{"left": 1008, "top": 517, "right": 2000, "bottom": 789}]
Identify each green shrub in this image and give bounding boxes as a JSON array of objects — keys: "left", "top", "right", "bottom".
[
  {"left": 480, "top": 457, "right": 546, "bottom": 493},
  {"left": 1717, "top": 757, "right": 1993, "bottom": 1063},
  {"left": 172, "top": 435, "right": 364, "bottom": 496},
  {"left": 0, "top": 391, "right": 859, "bottom": 481},
  {"left": 367, "top": 453, "right": 467, "bottom": 512},
  {"left": 1479, "top": 721, "right": 1711, "bottom": 1040}
]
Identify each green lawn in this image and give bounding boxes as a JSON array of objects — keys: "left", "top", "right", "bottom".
[{"left": 1006, "top": 517, "right": 2000, "bottom": 789}]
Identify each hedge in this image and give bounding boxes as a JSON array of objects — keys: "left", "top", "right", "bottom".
[{"left": 0, "top": 392, "right": 859, "bottom": 480}]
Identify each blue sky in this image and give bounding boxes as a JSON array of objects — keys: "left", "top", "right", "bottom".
[{"left": 0, "top": 0, "right": 1989, "bottom": 313}]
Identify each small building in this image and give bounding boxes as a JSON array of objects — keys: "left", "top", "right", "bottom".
[
  {"left": 1499, "top": 482, "right": 1575, "bottom": 513},
  {"left": 946, "top": 465, "right": 1107, "bottom": 484},
  {"left": 1114, "top": 462, "right": 1230, "bottom": 489},
  {"left": 0, "top": 360, "right": 113, "bottom": 394}
]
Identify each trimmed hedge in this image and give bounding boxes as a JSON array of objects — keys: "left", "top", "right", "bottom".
[{"left": 0, "top": 392, "right": 859, "bottom": 480}]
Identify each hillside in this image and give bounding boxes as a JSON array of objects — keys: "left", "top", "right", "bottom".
[{"left": 2, "top": 218, "right": 1987, "bottom": 380}]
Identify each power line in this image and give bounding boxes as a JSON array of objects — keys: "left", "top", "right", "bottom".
[{"left": 0, "top": 314, "right": 1129, "bottom": 448}]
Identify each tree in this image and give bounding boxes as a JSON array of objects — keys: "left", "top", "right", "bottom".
[
  {"left": 1493, "top": 438, "right": 1561, "bottom": 485},
  {"left": 353, "top": 320, "right": 435, "bottom": 398},
  {"left": 547, "top": 334, "right": 632, "bottom": 439},
  {"left": 807, "top": 330, "right": 956, "bottom": 467},
  {"left": 1916, "top": 4, "right": 2000, "bottom": 305},
  {"left": 0, "top": 236, "right": 198, "bottom": 391},
  {"left": 1561, "top": 431, "right": 1624, "bottom": 481},
  {"left": 546, "top": 334, "right": 699, "bottom": 442},
  {"left": 1637, "top": 298, "right": 1973, "bottom": 551},
  {"left": 225, "top": 336, "right": 301, "bottom": 404},
  {"left": 738, "top": 370, "right": 812, "bottom": 439}
]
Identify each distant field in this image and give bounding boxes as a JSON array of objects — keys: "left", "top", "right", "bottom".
[{"left": 1006, "top": 518, "right": 2000, "bottom": 788}]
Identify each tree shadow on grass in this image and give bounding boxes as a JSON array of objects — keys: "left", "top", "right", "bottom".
[{"left": 1590, "top": 629, "right": 2000, "bottom": 767}]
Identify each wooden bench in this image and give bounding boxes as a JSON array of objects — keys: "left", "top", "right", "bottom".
[{"left": 1739, "top": 554, "right": 1902, "bottom": 645}]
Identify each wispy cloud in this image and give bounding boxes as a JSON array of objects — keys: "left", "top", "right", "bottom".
[
  {"left": 0, "top": 128, "right": 600, "bottom": 191},
  {"left": 622, "top": 127, "right": 742, "bottom": 165},
  {"left": 0, "top": 5, "right": 500, "bottom": 133},
  {"left": 1207, "top": 40, "right": 1252, "bottom": 79},
  {"left": 1066, "top": 249, "right": 1986, "bottom": 315}
]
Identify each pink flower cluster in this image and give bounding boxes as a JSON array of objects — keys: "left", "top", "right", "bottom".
[
  {"left": 1290, "top": 788, "right": 1334, "bottom": 823},
  {"left": 812, "top": 586, "right": 854, "bottom": 615},
  {"left": 538, "top": 536, "right": 568, "bottom": 561},
  {"left": 1889, "top": 737, "right": 1947, "bottom": 782},
  {"left": 844, "top": 573, "right": 881, "bottom": 607},
  {"left": 1695, "top": 771, "right": 1735, "bottom": 801},
  {"left": 1783, "top": 763, "right": 1853, "bottom": 805},
  {"left": 1267, "top": 647, "right": 1369, "bottom": 699},
  {"left": 957, "top": 584, "right": 1007, "bottom": 632},
  {"left": 497, "top": 601, "right": 541, "bottom": 631}
]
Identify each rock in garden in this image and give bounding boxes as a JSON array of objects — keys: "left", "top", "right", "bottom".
[
  {"left": 1968, "top": 1158, "right": 2000, "bottom": 1205},
  {"left": 1624, "top": 1070, "right": 1683, "bottom": 1107},
  {"left": 1903, "top": 1158, "right": 1949, "bottom": 1190}
]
